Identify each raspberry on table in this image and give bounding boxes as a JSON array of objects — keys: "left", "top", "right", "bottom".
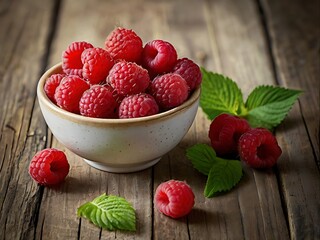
[
  {"left": 142, "top": 40, "right": 178, "bottom": 75},
  {"left": 118, "top": 93, "right": 159, "bottom": 119},
  {"left": 150, "top": 73, "right": 189, "bottom": 109},
  {"left": 44, "top": 73, "right": 66, "bottom": 103},
  {"left": 29, "top": 148, "right": 70, "bottom": 186},
  {"left": 54, "top": 75, "right": 90, "bottom": 114},
  {"left": 81, "top": 47, "right": 114, "bottom": 85},
  {"left": 79, "top": 85, "right": 118, "bottom": 118},
  {"left": 107, "top": 61, "right": 150, "bottom": 96},
  {"left": 238, "top": 128, "right": 282, "bottom": 168},
  {"left": 154, "top": 180, "right": 195, "bottom": 219},
  {"left": 105, "top": 27, "right": 143, "bottom": 63},
  {"left": 62, "top": 41, "right": 93, "bottom": 77},
  {"left": 172, "top": 58, "right": 202, "bottom": 91},
  {"left": 208, "top": 113, "right": 251, "bottom": 158}
]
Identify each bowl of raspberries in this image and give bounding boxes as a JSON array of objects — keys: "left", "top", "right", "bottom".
[{"left": 37, "top": 27, "right": 202, "bottom": 173}]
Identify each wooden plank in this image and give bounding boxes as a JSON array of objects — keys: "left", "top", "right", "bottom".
[
  {"left": 260, "top": 0, "right": 320, "bottom": 238},
  {"left": 261, "top": 0, "right": 320, "bottom": 162},
  {"left": 0, "top": 0, "right": 56, "bottom": 239},
  {"left": 153, "top": 0, "right": 289, "bottom": 239}
]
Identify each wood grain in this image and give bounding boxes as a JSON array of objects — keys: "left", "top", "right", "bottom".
[
  {"left": 261, "top": 0, "right": 320, "bottom": 162},
  {"left": 154, "top": 1, "right": 288, "bottom": 239},
  {"left": 0, "top": 0, "right": 56, "bottom": 239},
  {"left": 260, "top": 0, "right": 320, "bottom": 238},
  {"left": 0, "top": 0, "right": 318, "bottom": 239}
]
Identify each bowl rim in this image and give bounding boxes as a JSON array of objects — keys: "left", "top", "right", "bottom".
[{"left": 37, "top": 63, "right": 201, "bottom": 126}]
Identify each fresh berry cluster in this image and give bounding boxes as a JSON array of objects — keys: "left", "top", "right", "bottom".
[
  {"left": 209, "top": 113, "right": 282, "bottom": 168},
  {"left": 44, "top": 27, "right": 202, "bottom": 119}
]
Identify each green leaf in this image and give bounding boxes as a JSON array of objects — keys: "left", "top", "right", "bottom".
[
  {"left": 186, "top": 144, "right": 217, "bottom": 175},
  {"left": 200, "top": 68, "right": 246, "bottom": 120},
  {"left": 245, "top": 86, "right": 302, "bottom": 129},
  {"left": 77, "top": 194, "right": 136, "bottom": 231},
  {"left": 204, "top": 159, "right": 243, "bottom": 197}
]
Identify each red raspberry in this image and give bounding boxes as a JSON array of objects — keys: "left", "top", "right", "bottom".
[
  {"left": 154, "top": 180, "right": 195, "bottom": 219},
  {"left": 29, "top": 148, "right": 69, "bottom": 186},
  {"left": 172, "top": 58, "right": 202, "bottom": 91},
  {"left": 79, "top": 85, "right": 117, "bottom": 118},
  {"left": 105, "top": 27, "right": 143, "bottom": 63},
  {"left": 208, "top": 113, "right": 251, "bottom": 157},
  {"left": 239, "top": 128, "right": 282, "bottom": 168},
  {"left": 104, "top": 84, "right": 124, "bottom": 104},
  {"left": 142, "top": 40, "right": 178, "bottom": 75},
  {"left": 44, "top": 74, "right": 65, "bottom": 103},
  {"left": 62, "top": 41, "right": 93, "bottom": 77},
  {"left": 150, "top": 73, "right": 189, "bottom": 109},
  {"left": 54, "top": 75, "right": 90, "bottom": 113},
  {"left": 118, "top": 93, "right": 159, "bottom": 119},
  {"left": 81, "top": 47, "right": 114, "bottom": 84},
  {"left": 107, "top": 61, "right": 150, "bottom": 96}
]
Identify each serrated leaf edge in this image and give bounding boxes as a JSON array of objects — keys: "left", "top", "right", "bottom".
[
  {"left": 77, "top": 194, "right": 136, "bottom": 231},
  {"left": 204, "top": 160, "right": 243, "bottom": 198},
  {"left": 200, "top": 68, "right": 246, "bottom": 119}
]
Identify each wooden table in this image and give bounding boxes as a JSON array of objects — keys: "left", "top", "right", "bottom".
[{"left": 1, "top": 0, "right": 319, "bottom": 239}]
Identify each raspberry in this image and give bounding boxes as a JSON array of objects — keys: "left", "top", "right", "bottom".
[
  {"left": 142, "top": 40, "right": 177, "bottom": 75},
  {"left": 239, "top": 128, "right": 282, "bottom": 168},
  {"left": 154, "top": 180, "right": 195, "bottom": 219},
  {"left": 172, "top": 58, "right": 202, "bottom": 91},
  {"left": 107, "top": 61, "right": 150, "bottom": 96},
  {"left": 44, "top": 74, "right": 65, "bottom": 103},
  {"left": 104, "top": 84, "right": 124, "bottom": 104},
  {"left": 150, "top": 73, "right": 189, "bottom": 109},
  {"left": 118, "top": 93, "right": 159, "bottom": 119},
  {"left": 105, "top": 27, "right": 143, "bottom": 63},
  {"left": 208, "top": 114, "right": 251, "bottom": 157},
  {"left": 62, "top": 41, "right": 94, "bottom": 77},
  {"left": 29, "top": 148, "right": 69, "bottom": 186},
  {"left": 81, "top": 47, "right": 114, "bottom": 85},
  {"left": 54, "top": 75, "right": 90, "bottom": 113},
  {"left": 79, "top": 85, "right": 117, "bottom": 118}
]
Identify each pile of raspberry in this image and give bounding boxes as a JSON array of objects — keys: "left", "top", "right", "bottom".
[
  {"left": 208, "top": 113, "right": 282, "bottom": 169},
  {"left": 44, "top": 27, "right": 202, "bottom": 119}
]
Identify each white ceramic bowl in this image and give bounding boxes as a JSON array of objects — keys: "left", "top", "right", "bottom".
[{"left": 37, "top": 63, "right": 200, "bottom": 173}]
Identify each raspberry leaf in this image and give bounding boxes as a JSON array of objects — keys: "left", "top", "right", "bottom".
[
  {"left": 186, "top": 144, "right": 217, "bottom": 175},
  {"left": 200, "top": 68, "right": 246, "bottom": 120},
  {"left": 77, "top": 194, "right": 136, "bottom": 231},
  {"left": 245, "top": 86, "right": 302, "bottom": 129},
  {"left": 204, "top": 159, "right": 243, "bottom": 197}
]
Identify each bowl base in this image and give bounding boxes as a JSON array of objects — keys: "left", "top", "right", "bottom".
[{"left": 83, "top": 157, "right": 161, "bottom": 173}]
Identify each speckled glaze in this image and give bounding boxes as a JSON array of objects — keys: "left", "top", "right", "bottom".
[{"left": 37, "top": 63, "right": 201, "bottom": 173}]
